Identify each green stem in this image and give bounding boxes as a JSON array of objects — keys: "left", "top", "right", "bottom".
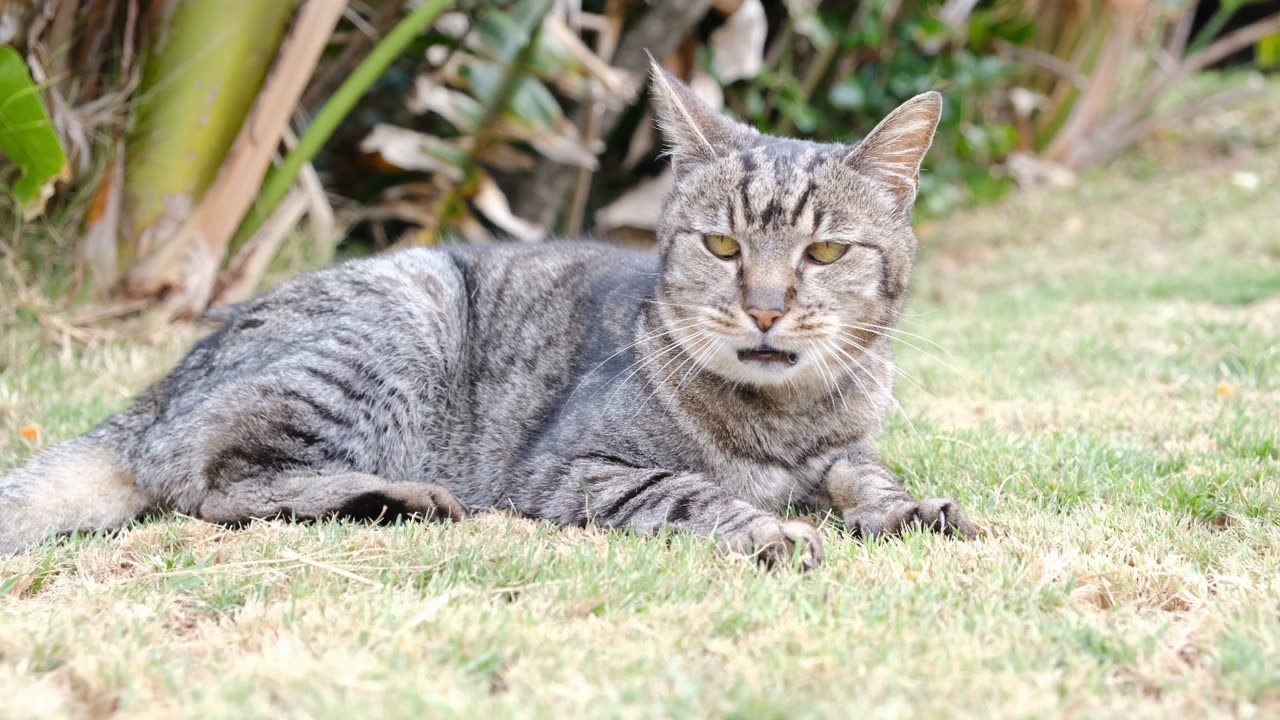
[
  {"left": 462, "top": 4, "right": 548, "bottom": 180},
  {"left": 417, "top": 0, "right": 550, "bottom": 244},
  {"left": 234, "top": 0, "right": 451, "bottom": 247},
  {"left": 1187, "top": 1, "right": 1242, "bottom": 56}
]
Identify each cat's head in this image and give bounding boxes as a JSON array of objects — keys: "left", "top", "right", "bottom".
[{"left": 648, "top": 58, "right": 941, "bottom": 390}]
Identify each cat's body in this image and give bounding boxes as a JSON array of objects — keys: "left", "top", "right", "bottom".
[{"left": 0, "top": 62, "right": 975, "bottom": 566}]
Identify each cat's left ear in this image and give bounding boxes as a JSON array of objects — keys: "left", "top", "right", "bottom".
[
  {"left": 647, "top": 52, "right": 751, "bottom": 173},
  {"left": 845, "top": 92, "right": 943, "bottom": 209}
]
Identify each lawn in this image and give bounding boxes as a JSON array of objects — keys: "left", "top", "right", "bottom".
[{"left": 1, "top": 121, "right": 1278, "bottom": 718}]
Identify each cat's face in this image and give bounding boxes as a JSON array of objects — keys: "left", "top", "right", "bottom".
[{"left": 647, "top": 61, "right": 941, "bottom": 389}]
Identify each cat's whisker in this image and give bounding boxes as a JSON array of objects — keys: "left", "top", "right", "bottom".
[
  {"left": 842, "top": 320, "right": 953, "bottom": 356},
  {"left": 647, "top": 330, "right": 717, "bottom": 393},
  {"left": 677, "top": 336, "right": 723, "bottom": 391},
  {"left": 809, "top": 339, "right": 859, "bottom": 415},
  {"left": 835, "top": 322, "right": 961, "bottom": 376},
  {"left": 632, "top": 331, "right": 720, "bottom": 413},
  {"left": 825, "top": 339, "right": 921, "bottom": 441},
  {"left": 601, "top": 332, "right": 697, "bottom": 404},
  {"left": 832, "top": 331, "right": 935, "bottom": 400},
  {"left": 590, "top": 340, "right": 701, "bottom": 407},
  {"left": 818, "top": 346, "right": 850, "bottom": 414},
  {"left": 569, "top": 316, "right": 715, "bottom": 402},
  {"left": 801, "top": 340, "right": 841, "bottom": 413}
]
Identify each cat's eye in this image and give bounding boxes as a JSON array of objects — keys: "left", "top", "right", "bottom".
[
  {"left": 703, "top": 234, "right": 741, "bottom": 259},
  {"left": 805, "top": 241, "right": 848, "bottom": 265}
]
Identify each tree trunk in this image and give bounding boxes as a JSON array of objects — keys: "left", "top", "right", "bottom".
[{"left": 118, "top": 0, "right": 293, "bottom": 273}]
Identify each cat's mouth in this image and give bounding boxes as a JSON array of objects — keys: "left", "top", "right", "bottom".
[{"left": 737, "top": 347, "right": 799, "bottom": 367}]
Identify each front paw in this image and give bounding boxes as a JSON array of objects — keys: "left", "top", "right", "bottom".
[
  {"left": 722, "top": 516, "right": 825, "bottom": 571},
  {"left": 845, "top": 498, "right": 976, "bottom": 540}
]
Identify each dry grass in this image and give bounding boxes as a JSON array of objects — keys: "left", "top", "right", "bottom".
[{"left": 2, "top": 99, "right": 1279, "bottom": 718}]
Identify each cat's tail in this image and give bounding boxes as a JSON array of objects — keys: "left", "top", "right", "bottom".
[{"left": 0, "top": 424, "right": 150, "bottom": 556}]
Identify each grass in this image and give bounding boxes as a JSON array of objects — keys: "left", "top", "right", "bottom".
[{"left": 2, "top": 115, "right": 1279, "bottom": 718}]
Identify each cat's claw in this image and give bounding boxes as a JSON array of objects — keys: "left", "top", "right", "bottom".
[
  {"left": 723, "top": 517, "right": 825, "bottom": 571},
  {"left": 845, "top": 498, "right": 976, "bottom": 540}
]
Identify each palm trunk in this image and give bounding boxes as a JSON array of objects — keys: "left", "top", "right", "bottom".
[{"left": 119, "top": 0, "right": 293, "bottom": 272}]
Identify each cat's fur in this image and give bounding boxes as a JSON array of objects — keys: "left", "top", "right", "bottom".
[{"left": 0, "top": 62, "right": 975, "bottom": 567}]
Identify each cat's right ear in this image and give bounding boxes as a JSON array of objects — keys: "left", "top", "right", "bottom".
[{"left": 647, "top": 51, "right": 748, "bottom": 173}]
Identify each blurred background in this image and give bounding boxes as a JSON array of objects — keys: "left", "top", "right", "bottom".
[{"left": 0, "top": 0, "right": 1277, "bottom": 322}]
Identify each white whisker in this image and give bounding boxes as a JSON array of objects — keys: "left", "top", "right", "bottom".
[{"left": 833, "top": 331, "right": 934, "bottom": 399}]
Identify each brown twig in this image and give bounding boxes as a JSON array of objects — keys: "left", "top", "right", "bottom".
[
  {"left": 564, "top": 9, "right": 621, "bottom": 239},
  {"left": 1066, "top": 11, "right": 1280, "bottom": 169},
  {"left": 994, "top": 39, "right": 1088, "bottom": 90}
]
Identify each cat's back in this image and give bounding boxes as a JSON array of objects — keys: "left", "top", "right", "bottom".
[
  {"left": 444, "top": 240, "right": 658, "bottom": 325},
  {"left": 433, "top": 241, "right": 660, "bottom": 492}
]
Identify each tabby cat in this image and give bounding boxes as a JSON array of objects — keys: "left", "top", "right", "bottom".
[{"left": 0, "top": 62, "right": 975, "bottom": 567}]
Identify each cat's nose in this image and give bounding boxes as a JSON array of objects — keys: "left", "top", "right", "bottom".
[{"left": 746, "top": 307, "right": 785, "bottom": 332}]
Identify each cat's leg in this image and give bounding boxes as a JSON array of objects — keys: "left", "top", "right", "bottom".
[
  {"left": 561, "top": 456, "right": 824, "bottom": 569},
  {"left": 198, "top": 471, "right": 466, "bottom": 525},
  {"left": 821, "top": 449, "right": 976, "bottom": 539}
]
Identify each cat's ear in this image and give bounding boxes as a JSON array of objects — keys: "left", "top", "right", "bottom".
[
  {"left": 647, "top": 52, "right": 748, "bottom": 171},
  {"left": 845, "top": 91, "right": 943, "bottom": 208}
]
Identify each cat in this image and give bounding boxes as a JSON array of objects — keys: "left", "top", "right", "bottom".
[{"left": 0, "top": 60, "right": 975, "bottom": 568}]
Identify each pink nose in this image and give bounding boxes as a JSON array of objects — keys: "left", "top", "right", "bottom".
[{"left": 746, "top": 308, "right": 784, "bottom": 332}]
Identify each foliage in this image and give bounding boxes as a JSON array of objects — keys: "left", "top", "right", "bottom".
[
  {"left": 721, "top": 0, "right": 1023, "bottom": 213},
  {"left": 0, "top": 0, "right": 1278, "bottom": 317},
  {"left": 0, "top": 44, "right": 65, "bottom": 220}
]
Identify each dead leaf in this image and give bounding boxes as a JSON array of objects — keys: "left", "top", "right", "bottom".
[
  {"left": 621, "top": 106, "right": 656, "bottom": 170},
  {"left": 543, "top": 16, "right": 638, "bottom": 101},
  {"left": 124, "top": 0, "right": 348, "bottom": 320},
  {"left": 594, "top": 168, "right": 674, "bottom": 233},
  {"left": 359, "top": 124, "right": 465, "bottom": 182},
  {"left": 1231, "top": 172, "right": 1259, "bottom": 193},
  {"left": 79, "top": 147, "right": 123, "bottom": 288},
  {"left": 501, "top": 117, "right": 601, "bottom": 169},
  {"left": 407, "top": 78, "right": 484, "bottom": 130},
  {"left": 1005, "top": 152, "right": 1077, "bottom": 189},
  {"left": 710, "top": 0, "right": 767, "bottom": 83},
  {"left": 690, "top": 69, "right": 725, "bottom": 111},
  {"left": 471, "top": 175, "right": 543, "bottom": 241}
]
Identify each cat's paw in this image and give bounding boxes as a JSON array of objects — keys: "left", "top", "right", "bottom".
[
  {"left": 348, "top": 482, "right": 468, "bottom": 523},
  {"left": 722, "top": 516, "right": 825, "bottom": 571},
  {"left": 845, "top": 498, "right": 976, "bottom": 540}
]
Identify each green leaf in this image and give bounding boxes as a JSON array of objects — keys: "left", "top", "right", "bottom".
[
  {"left": 1257, "top": 33, "right": 1280, "bottom": 70},
  {"left": 464, "top": 62, "right": 559, "bottom": 130},
  {"left": 0, "top": 45, "right": 66, "bottom": 219}
]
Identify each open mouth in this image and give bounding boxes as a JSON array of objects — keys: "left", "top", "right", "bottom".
[{"left": 737, "top": 347, "right": 799, "bottom": 367}]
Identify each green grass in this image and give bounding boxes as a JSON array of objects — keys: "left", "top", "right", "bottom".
[{"left": 2, "top": 138, "right": 1279, "bottom": 718}]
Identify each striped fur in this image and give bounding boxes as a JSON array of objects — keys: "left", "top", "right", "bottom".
[{"left": 0, "top": 68, "right": 974, "bottom": 566}]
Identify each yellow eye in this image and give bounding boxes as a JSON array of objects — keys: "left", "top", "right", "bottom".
[
  {"left": 806, "top": 241, "right": 848, "bottom": 265},
  {"left": 703, "top": 234, "right": 741, "bottom": 259}
]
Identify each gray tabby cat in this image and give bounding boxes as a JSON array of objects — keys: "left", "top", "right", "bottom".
[{"left": 0, "top": 62, "right": 975, "bottom": 567}]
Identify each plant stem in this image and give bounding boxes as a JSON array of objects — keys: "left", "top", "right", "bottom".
[
  {"left": 235, "top": 0, "right": 451, "bottom": 247},
  {"left": 416, "top": 0, "right": 552, "bottom": 244}
]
